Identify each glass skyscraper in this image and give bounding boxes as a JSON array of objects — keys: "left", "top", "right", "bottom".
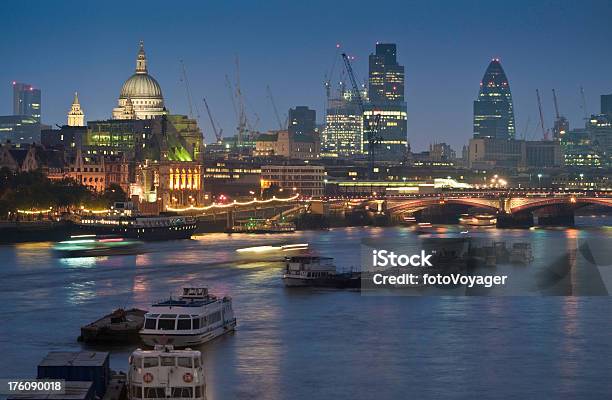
[
  {"left": 13, "top": 82, "right": 41, "bottom": 122},
  {"left": 365, "top": 43, "right": 408, "bottom": 161},
  {"left": 473, "top": 59, "right": 515, "bottom": 139}
]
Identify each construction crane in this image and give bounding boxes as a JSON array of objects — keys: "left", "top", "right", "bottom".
[
  {"left": 536, "top": 89, "right": 550, "bottom": 140},
  {"left": 179, "top": 60, "right": 199, "bottom": 120},
  {"left": 266, "top": 85, "right": 284, "bottom": 130},
  {"left": 203, "top": 97, "right": 223, "bottom": 144},
  {"left": 324, "top": 44, "right": 341, "bottom": 110},
  {"left": 552, "top": 89, "right": 560, "bottom": 120},
  {"left": 342, "top": 53, "right": 380, "bottom": 174}
]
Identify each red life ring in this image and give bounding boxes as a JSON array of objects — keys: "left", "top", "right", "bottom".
[
  {"left": 183, "top": 372, "right": 193, "bottom": 383},
  {"left": 143, "top": 372, "right": 154, "bottom": 383}
]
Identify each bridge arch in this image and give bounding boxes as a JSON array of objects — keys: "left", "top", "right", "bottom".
[
  {"left": 509, "top": 197, "right": 612, "bottom": 214},
  {"left": 386, "top": 197, "right": 500, "bottom": 215}
]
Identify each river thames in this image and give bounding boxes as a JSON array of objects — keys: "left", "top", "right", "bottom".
[{"left": 1, "top": 218, "right": 612, "bottom": 399}]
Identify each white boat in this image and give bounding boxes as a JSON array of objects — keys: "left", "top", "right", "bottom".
[
  {"left": 139, "top": 287, "right": 236, "bottom": 348},
  {"left": 127, "top": 345, "right": 206, "bottom": 400}
]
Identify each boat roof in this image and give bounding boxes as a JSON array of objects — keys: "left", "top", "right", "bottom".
[
  {"left": 39, "top": 351, "right": 109, "bottom": 367},
  {"left": 151, "top": 297, "right": 218, "bottom": 308},
  {"left": 286, "top": 256, "right": 334, "bottom": 262},
  {"left": 132, "top": 346, "right": 201, "bottom": 357}
]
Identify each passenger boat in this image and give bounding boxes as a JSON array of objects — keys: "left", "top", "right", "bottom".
[
  {"left": 282, "top": 256, "right": 360, "bottom": 288},
  {"left": 510, "top": 242, "right": 534, "bottom": 264},
  {"left": 79, "top": 308, "right": 147, "bottom": 344},
  {"left": 229, "top": 218, "right": 296, "bottom": 234},
  {"left": 76, "top": 216, "right": 197, "bottom": 241},
  {"left": 54, "top": 235, "right": 143, "bottom": 257},
  {"left": 127, "top": 345, "right": 206, "bottom": 400},
  {"left": 459, "top": 214, "right": 497, "bottom": 227},
  {"left": 140, "top": 287, "right": 236, "bottom": 348}
]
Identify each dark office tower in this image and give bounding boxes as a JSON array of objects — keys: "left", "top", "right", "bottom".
[
  {"left": 602, "top": 94, "right": 612, "bottom": 117},
  {"left": 473, "top": 59, "right": 515, "bottom": 139},
  {"left": 366, "top": 43, "right": 408, "bottom": 161},
  {"left": 368, "top": 43, "right": 404, "bottom": 104},
  {"left": 288, "top": 106, "right": 316, "bottom": 136},
  {"left": 13, "top": 82, "right": 41, "bottom": 122}
]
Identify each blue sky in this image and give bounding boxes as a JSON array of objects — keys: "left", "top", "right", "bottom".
[{"left": 1, "top": 0, "right": 611, "bottom": 151}]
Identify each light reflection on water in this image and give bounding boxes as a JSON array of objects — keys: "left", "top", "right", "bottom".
[{"left": 0, "top": 220, "right": 611, "bottom": 399}]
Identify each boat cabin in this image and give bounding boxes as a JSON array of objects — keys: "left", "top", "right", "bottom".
[{"left": 128, "top": 345, "right": 205, "bottom": 399}]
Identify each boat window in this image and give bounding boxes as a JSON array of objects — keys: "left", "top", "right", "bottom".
[
  {"left": 131, "top": 385, "right": 142, "bottom": 398},
  {"left": 144, "top": 318, "right": 157, "bottom": 330},
  {"left": 157, "top": 319, "right": 176, "bottom": 330},
  {"left": 171, "top": 387, "right": 194, "bottom": 398},
  {"left": 144, "top": 387, "right": 165, "bottom": 398},
  {"left": 177, "top": 357, "right": 192, "bottom": 368},
  {"left": 177, "top": 319, "right": 191, "bottom": 330},
  {"left": 192, "top": 318, "right": 200, "bottom": 329},
  {"left": 143, "top": 357, "right": 159, "bottom": 368},
  {"left": 161, "top": 356, "right": 175, "bottom": 366},
  {"left": 160, "top": 314, "right": 176, "bottom": 318}
]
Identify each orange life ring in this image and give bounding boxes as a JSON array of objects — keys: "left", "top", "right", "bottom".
[
  {"left": 183, "top": 372, "right": 193, "bottom": 383},
  {"left": 143, "top": 372, "right": 154, "bottom": 383}
]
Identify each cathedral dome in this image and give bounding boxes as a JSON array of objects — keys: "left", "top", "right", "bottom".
[{"left": 120, "top": 73, "right": 163, "bottom": 99}]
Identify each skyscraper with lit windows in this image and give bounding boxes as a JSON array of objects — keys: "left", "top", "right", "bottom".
[
  {"left": 365, "top": 43, "right": 407, "bottom": 161},
  {"left": 13, "top": 82, "right": 41, "bottom": 122},
  {"left": 473, "top": 59, "right": 515, "bottom": 139}
]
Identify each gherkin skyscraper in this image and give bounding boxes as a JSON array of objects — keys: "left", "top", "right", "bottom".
[{"left": 473, "top": 58, "right": 515, "bottom": 139}]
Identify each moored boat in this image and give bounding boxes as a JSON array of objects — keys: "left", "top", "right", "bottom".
[
  {"left": 76, "top": 215, "right": 197, "bottom": 241},
  {"left": 127, "top": 345, "right": 206, "bottom": 400},
  {"left": 139, "top": 287, "right": 236, "bottom": 348},
  {"left": 79, "top": 308, "right": 147, "bottom": 344}
]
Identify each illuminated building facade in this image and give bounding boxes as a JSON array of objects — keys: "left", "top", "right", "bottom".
[
  {"left": 67, "top": 92, "right": 85, "bottom": 127},
  {"left": 473, "top": 59, "right": 515, "bottom": 139},
  {"left": 366, "top": 43, "right": 408, "bottom": 161},
  {"left": 255, "top": 130, "right": 320, "bottom": 159},
  {"left": 133, "top": 160, "right": 204, "bottom": 211},
  {"left": 13, "top": 82, "right": 41, "bottom": 122},
  {"left": 323, "top": 91, "right": 363, "bottom": 157},
  {"left": 260, "top": 165, "right": 325, "bottom": 198},
  {"left": 112, "top": 41, "right": 168, "bottom": 120}
]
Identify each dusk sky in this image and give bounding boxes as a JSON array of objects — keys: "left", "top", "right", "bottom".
[{"left": 1, "top": 0, "right": 611, "bottom": 151}]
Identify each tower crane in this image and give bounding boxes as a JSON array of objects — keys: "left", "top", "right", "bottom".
[
  {"left": 536, "top": 89, "right": 550, "bottom": 140},
  {"left": 203, "top": 97, "right": 223, "bottom": 144},
  {"left": 179, "top": 60, "right": 200, "bottom": 121},
  {"left": 342, "top": 52, "right": 381, "bottom": 174},
  {"left": 552, "top": 89, "right": 560, "bottom": 120},
  {"left": 266, "top": 85, "right": 284, "bottom": 130}
]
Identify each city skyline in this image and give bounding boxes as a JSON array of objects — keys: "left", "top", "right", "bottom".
[{"left": 1, "top": 0, "right": 611, "bottom": 151}]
